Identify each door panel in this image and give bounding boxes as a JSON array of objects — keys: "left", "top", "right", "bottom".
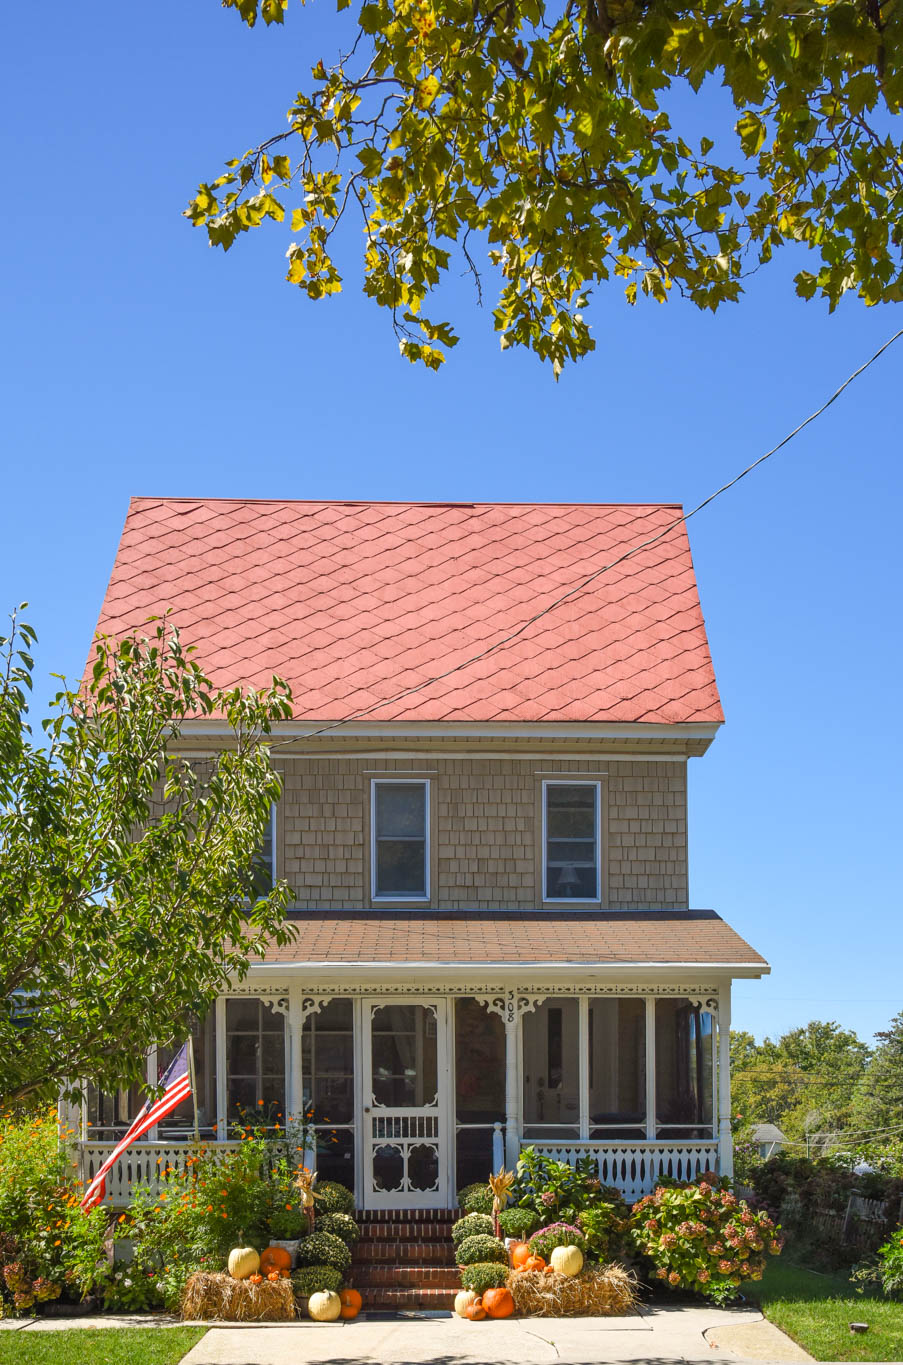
[{"left": 362, "top": 998, "right": 449, "bottom": 1208}]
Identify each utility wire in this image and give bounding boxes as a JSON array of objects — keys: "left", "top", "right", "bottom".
[{"left": 271, "top": 327, "right": 903, "bottom": 749}]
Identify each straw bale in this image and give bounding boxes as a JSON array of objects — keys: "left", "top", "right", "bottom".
[
  {"left": 506, "top": 1264, "right": 637, "bottom": 1317},
  {"left": 181, "top": 1272, "right": 296, "bottom": 1322}
]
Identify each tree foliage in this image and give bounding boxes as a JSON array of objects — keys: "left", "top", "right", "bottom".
[
  {"left": 849, "top": 1009, "right": 903, "bottom": 1137},
  {"left": 730, "top": 1020, "right": 871, "bottom": 1147},
  {"left": 187, "top": 0, "right": 903, "bottom": 372},
  {"left": 0, "top": 607, "right": 295, "bottom": 1105}
]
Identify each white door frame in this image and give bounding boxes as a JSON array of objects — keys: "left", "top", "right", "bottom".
[{"left": 359, "top": 995, "right": 452, "bottom": 1209}]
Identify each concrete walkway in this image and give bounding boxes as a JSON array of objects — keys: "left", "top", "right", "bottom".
[
  {"left": 1, "top": 1303, "right": 813, "bottom": 1364},
  {"left": 177, "top": 1303, "right": 812, "bottom": 1365}
]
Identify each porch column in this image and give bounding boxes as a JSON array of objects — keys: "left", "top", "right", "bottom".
[
  {"left": 717, "top": 983, "right": 733, "bottom": 1178},
  {"left": 504, "top": 1013, "right": 520, "bottom": 1169},
  {"left": 287, "top": 988, "right": 303, "bottom": 1123}
]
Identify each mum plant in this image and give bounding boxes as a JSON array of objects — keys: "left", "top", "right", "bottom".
[{"left": 630, "top": 1179, "right": 783, "bottom": 1305}]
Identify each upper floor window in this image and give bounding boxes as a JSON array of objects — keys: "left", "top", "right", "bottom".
[
  {"left": 250, "top": 803, "right": 276, "bottom": 896},
  {"left": 371, "top": 780, "right": 429, "bottom": 899},
  {"left": 543, "top": 781, "right": 600, "bottom": 901}
]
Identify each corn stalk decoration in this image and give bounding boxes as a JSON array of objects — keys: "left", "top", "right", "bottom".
[
  {"left": 294, "top": 1166, "right": 317, "bottom": 1232},
  {"left": 489, "top": 1165, "right": 516, "bottom": 1239}
]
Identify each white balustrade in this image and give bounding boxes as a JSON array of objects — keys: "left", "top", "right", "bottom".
[
  {"left": 526, "top": 1141, "right": 720, "bottom": 1204},
  {"left": 79, "top": 1142, "right": 243, "bottom": 1206}
]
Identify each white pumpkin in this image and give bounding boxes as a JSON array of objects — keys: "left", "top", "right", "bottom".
[
  {"left": 227, "top": 1246, "right": 260, "bottom": 1280},
  {"left": 550, "top": 1244, "right": 584, "bottom": 1277},
  {"left": 308, "top": 1289, "right": 342, "bottom": 1322},
  {"left": 454, "top": 1289, "right": 480, "bottom": 1317}
]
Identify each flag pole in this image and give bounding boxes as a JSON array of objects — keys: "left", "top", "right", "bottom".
[{"left": 187, "top": 1033, "right": 200, "bottom": 1144}]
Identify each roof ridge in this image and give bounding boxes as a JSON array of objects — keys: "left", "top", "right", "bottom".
[{"left": 126, "top": 496, "right": 685, "bottom": 510}]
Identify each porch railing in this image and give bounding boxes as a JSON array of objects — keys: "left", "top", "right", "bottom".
[
  {"left": 78, "top": 1142, "right": 244, "bottom": 1206},
  {"left": 525, "top": 1140, "right": 719, "bottom": 1204}
]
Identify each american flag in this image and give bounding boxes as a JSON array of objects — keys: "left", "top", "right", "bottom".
[{"left": 80, "top": 1043, "right": 194, "bottom": 1211}]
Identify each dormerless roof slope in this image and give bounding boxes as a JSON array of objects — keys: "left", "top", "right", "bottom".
[{"left": 91, "top": 498, "right": 723, "bottom": 725}]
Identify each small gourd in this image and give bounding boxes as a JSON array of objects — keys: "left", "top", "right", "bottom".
[
  {"left": 267, "top": 1270, "right": 281, "bottom": 1282},
  {"left": 550, "top": 1245, "right": 584, "bottom": 1277},
  {"left": 454, "top": 1289, "right": 479, "bottom": 1317},
  {"left": 522, "top": 1254, "right": 545, "bottom": 1273},
  {"left": 228, "top": 1246, "right": 260, "bottom": 1280},
  {"left": 463, "top": 1297, "right": 486, "bottom": 1320},
  {"left": 248, "top": 1273, "right": 263, "bottom": 1285},
  {"left": 308, "top": 1289, "right": 342, "bottom": 1321},
  {"left": 339, "top": 1287, "right": 362, "bottom": 1319}
]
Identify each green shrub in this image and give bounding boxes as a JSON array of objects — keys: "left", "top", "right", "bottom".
[
  {"left": 456, "top": 1233, "right": 507, "bottom": 1266},
  {"left": 292, "top": 1264, "right": 345, "bottom": 1297},
  {"left": 877, "top": 1229, "right": 903, "bottom": 1298},
  {"left": 498, "top": 1207, "right": 540, "bottom": 1239},
  {"left": 577, "top": 1199, "right": 631, "bottom": 1262},
  {"left": 313, "top": 1180, "right": 355, "bottom": 1215},
  {"left": 269, "top": 1205, "right": 309, "bottom": 1239},
  {"left": 460, "top": 1261, "right": 510, "bottom": 1293},
  {"left": 295, "top": 1230, "right": 352, "bottom": 1273},
  {"left": 528, "top": 1222, "right": 587, "bottom": 1261},
  {"left": 451, "top": 1213, "right": 494, "bottom": 1244},
  {"left": 630, "top": 1179, "right": 782, "bottom": 1305},
  {"left": 511, "top": 1146, "right": 605, "bottom": 1223},
  {"left": 316, "top": 1212, "right": 359, "bottom": 1246},
  {"left": 457, "top": 1182, "right": 493, "bottom": 1214}
]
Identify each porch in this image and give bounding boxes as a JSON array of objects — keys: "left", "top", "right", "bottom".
[{"left": 67, "top": 974, "right": 733, "bottom": 1208}]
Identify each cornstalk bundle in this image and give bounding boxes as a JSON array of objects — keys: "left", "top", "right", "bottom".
[
  {"left": 507, "top": 1265, "right": 637, "bottom": 1317},
  {"left": 181, "top": 1272, "right": 296, "bottom": 1322}
]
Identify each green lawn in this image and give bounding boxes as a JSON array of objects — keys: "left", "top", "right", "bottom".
[
  {"left": 750, "top": 1260, "right": 903, "bottom": 1362},
  {"left": 0, "top": 1327, "right": 205, "bottom": 1365}
]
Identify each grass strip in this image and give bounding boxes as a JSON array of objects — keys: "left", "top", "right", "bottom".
[
  {"left": 0, "top": 1326, "right": 205, "bottom": 1365},
  {"left": 750, "top": 1259, "right": 903, "bottom": 1362}
]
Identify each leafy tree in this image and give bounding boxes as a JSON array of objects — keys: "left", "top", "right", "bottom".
[
  {"left": 849, "top": 1010, "right": 903, "bottom": 1138},
  {"left": 730, "top": 1021, "right": 871, "bottom": 1145},
  {"left": 186, "top": 0, "right": 903, "bottom": 373},
  {"left": 0, "top": 607, "right": 295, "bottom": 1106}
]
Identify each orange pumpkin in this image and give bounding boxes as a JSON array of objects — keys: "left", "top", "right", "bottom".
[
  {"left": 481, "top": 1287, "right": 514, "bottom": 1318},
  {"left": 522, "top": 1255, "right": 545, "bottom": 1273},
  {"left": 248, "top": 1273, "right": 263, "bottom": 1284},
  {"left": 260, "top": 1246, "right": 293, "bottom": 1275},
  {"left": 463, "top": 1298, "right": 486, "bottom": 1320},
  {"left": 267, "top": 1270, "right": 281, "bottom": 1282},
  {"left": 339, "top": 1288, "right": 362, "bottom": 1319},
  {"left": 510, "top": 1241, "right": 531, "bottom": 1268}
]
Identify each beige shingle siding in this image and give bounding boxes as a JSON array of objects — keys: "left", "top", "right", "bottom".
[{"left": 277, "top": 756, "right": 688, "bottom": 911}]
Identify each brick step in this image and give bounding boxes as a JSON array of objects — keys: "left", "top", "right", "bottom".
[
  {"left": 358, "top": 1220, "right": 456, "bottom": 1243},
  {"left": 354, "top": 1240, "right": 456, "bottom": 1265},
  {"left": 358, "top": 1208, "right": 456, "bottom": 1224},
  {"left": 354, "top": 1264, "right": 460, "bottom": 1289},
  {"left": 359, "top": 1286, "right": 457, "bottom": 1311}
]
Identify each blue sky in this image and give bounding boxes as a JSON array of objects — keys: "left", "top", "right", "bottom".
[{"left": 3, "top": 4, "right": 901, "bottom": 1048}]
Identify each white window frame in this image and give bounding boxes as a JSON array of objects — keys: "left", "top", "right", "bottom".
[
  {"left": 370, "top": 778, "right": 430, "bottom": 902},
  {"left": 541, "top": 779, "right": 602, "bottom": 903}
]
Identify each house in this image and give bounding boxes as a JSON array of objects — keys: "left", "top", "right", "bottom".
[
  {"left": 68, "top": 497, "right": 768, "bottom": 1210},
  {"left": 750, "top": 1123, "right": 786, "bottom": 1160}
]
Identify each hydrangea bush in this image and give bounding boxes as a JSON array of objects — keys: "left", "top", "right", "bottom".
[{"left": 630, "top": 1179, "right": 783, "bottom": 1305}]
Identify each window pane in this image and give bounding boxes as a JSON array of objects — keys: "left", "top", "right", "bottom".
[
  {"left": 313, "top": 1128, "right": 355, "bottom": 1189},
  {"left": 655, "top": 998, "right": 714, "bottom": 1137},
  {"left": 302, "top": 998, "right": 355, "bottom": 1125},
  {"left": 588, "top": 998, "right": 645, "bottom": 1126},
  {"left": 545, "top": 785, "right": 597, "bottom": 899},
  {"left": 456, "top": 1127, "right": 495, "bottom": 1190},
  {"left": 455, "top": 998, "right": 505, "bottom": 1124},
  {"left": 376, "top": 839, "right": 426, "bottom": 895},
  {"left": 371, "top": 1004, "right": 437, "bottom": 1107},
  {"left": 225, "top": 998, "right": 285, "bottom": 1127},
  {"left": 251, "top": 805, "right": 274, "bottom": 895},
  {"left": 376, "top": 784, "right": 425, "bottom": 837},
  {"left": 522, "top": 999, "right": 580, "bottom": 1130}
]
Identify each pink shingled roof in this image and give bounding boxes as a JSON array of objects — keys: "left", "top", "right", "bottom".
[{"left": 89, "top": 498, "right": 723, "bottom": 725}]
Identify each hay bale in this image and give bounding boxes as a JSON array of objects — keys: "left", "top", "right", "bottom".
[
  {"left": 507, "top": 1264, "right": 637, "bottom": 1318},
  {"left": 181, "top": 1272, "right": 296, "bottom": 1322}
]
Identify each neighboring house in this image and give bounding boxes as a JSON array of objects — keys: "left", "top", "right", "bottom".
[
  {"left": 750, "top": 1123, "right": 786, "bottom": 1159},
  {"left": 68, "top": 497, "right": 768, "bottom": 1209}
]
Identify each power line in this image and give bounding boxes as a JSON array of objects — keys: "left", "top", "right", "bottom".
[{"left": 270, "top": 327, "right": 903, "bottom": 749}]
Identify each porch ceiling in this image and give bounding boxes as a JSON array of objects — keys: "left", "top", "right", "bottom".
[{"left": 253, "top": 908, "right": 768, "bottom": 974}]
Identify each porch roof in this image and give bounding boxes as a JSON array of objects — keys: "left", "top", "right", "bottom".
[{"left": 255, "top": 909, "right": 768, "bottom": 974}]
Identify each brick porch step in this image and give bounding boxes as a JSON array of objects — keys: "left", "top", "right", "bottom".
[
  {"left": 354, "top": 1264, "right": 459, "bottom": 1289},
  {"left": 359, "top": 1286, "right": 457, "bottom": 1311},
  {"left": 354, "top": 1239, "right": 455, "bottom": 1263},
  {"left": 358, "top": 1208, "right": 456, "bottom": 1223},
  {"left": 360, "top": 1220, "right": 456, "bottom": 1242}
]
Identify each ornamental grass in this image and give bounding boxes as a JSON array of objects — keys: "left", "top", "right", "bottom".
[
  {"left": 506, "top": 1265, "right": 637, "bottom": 1317},
  {"left": 180, "top": 1271, "right": 296, "bottom": 1322}
]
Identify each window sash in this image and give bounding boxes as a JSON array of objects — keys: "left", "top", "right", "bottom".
[
  {"left": 542, "top": 781, "right": 600, "bottom": 901},
  {"left": 371, "top": 779, "right": 429, "bottom": 899}
]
